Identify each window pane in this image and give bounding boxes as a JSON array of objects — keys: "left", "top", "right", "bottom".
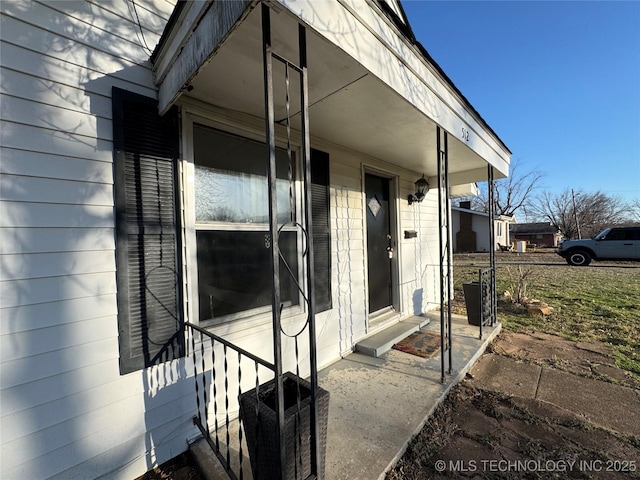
[
  {"left": 196, "top": 230, "right": 299, "bottom": 321},
  {"left": 194, "top": 125, "right": 293, "bottom": 224}
]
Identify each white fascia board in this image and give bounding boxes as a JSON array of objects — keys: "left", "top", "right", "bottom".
[
  {"left": 155, "top": 0, "right": 255, "bottom": 115},
  {"left": 278, "top": 0, "right": 510, "bottom": 176},
  {"left": 429, "top": 166, "right": 504, "bottom": 189}
]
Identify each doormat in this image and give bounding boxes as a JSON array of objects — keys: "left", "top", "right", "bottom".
[{"left": 392, "top": 330, "right": 441, "bottom": 358}]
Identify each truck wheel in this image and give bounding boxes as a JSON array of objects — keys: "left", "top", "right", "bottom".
[{"left": 566, "top": 250, "right": 592, "bottom": 266}]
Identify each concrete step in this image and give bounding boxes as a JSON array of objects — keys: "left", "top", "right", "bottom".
[
  {"left": 189, "top": 437, "right": 232, "bottom": 480},
  {"left": 355, "top": 316, "right": 431, "bottom": 357}
]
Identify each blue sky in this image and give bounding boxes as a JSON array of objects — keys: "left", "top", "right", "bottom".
[{"left": 402, "top": 0, "right": 640, "bottom": 205}]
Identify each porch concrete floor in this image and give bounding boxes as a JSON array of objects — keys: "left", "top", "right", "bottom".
[
  {"left": 191, "top": 313, "right": 500, "bottom": 480},
  {"left": 322, "top": 313, "right": 500, "bottom": 480}
]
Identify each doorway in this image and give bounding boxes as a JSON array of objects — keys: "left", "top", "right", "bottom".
[{"left": 365, "top": 173, "right": 396, "bottom": 317}]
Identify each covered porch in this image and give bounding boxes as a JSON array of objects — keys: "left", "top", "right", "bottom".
[
  {"left": 191, "top": 314, "right": 501, "bottom": 480},
  {"left": 153, "top": 1, "right": 510, "bottom": 182},
  {"left": 152, "top": 1, "right": 511, "bottom": 479}
]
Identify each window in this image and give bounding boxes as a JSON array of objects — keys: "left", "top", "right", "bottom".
[
  {"left": 112, "top": 94, "right": 332, "bottom": 371},
  {"left": 112, "top": 88, "right": 184, "bottom": 375},
  {"left": 603, "top": 228, "right": 635, "bottom": 241},
  {"left": 193, "top": 125, "right": 301, "bottom": 323},
  {"left": 309, "top": 149, "right": 332, "bottom": 313}
]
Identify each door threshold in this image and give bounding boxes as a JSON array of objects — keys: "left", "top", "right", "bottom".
[{"left": 368, "top": 307, "right": 401, "bottom": 332}]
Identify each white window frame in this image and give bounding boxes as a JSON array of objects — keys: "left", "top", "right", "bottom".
[{"left": 180, "top": 107, "right": 307, "bottom": 332}]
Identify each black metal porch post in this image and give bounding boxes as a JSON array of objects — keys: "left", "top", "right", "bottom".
[
  {"left": 298, "top": 22, "right": 322, "bottom": 480},
  {"left": 487, "top": 165, "right": 497, "bottom": 326},
  {"left": 261, "top": 5, "right": 286, "bottom": 478},
  {"left": 437, "top": 126, "right": 452, "bottom": 382}
]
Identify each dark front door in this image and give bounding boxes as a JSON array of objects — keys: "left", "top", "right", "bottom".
[{"left": 365, "top": 173, "right": 393, "bottom": 314}]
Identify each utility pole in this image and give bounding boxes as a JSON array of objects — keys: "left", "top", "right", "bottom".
[{"left": 571, "top": 189, "right": 581, "bottom": 239}]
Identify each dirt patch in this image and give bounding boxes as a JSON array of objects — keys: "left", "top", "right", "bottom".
[
  {"left": 135, "top": 451, "right": 204, "bottom": 480},
  {"left": 389, "top": 384, "right": 640, "bottom": 479},
  {"left": 387, "top": 332, "right": 640, "bottom": 480}
]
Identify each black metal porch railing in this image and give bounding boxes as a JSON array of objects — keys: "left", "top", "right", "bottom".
[
  {"left": 186, "top": 321, "right": 327, "bottom": 480},
  {"left": 478, "top": 267, "right": 497, "bottom": 339},
  {"left": 186, "top": 322, "right": 276, "bottom": 480}
]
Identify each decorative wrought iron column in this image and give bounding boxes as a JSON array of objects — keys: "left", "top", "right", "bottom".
[
  {"left": 298, "top": 21, "right": 323, "bottom": 480},
  {"left": 437, "top": 126, "right": 453, "bottom": 382},
  {"left": 262, "top": 4, "right": 321, "bottom": 478},
  {"left": 261, "top": 7, "right": 286, "bottom": 477},
  {"left": 487, "top": 165, "right": 497, "bottom": 326}
]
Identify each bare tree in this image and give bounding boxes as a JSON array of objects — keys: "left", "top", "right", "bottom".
[
  {"left": 627, "top": 198, "right": 640, "bottom": 222},
  {"left": 530, "top": 189, "right": 629, "bottom": 239},
  {"left": 454, "top": 158, "right": 543, "bottom": 218}
]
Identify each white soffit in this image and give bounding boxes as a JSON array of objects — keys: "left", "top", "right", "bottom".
[
  {"left": 154, "top": 0, "right": 510, "bottom": 181},
  {"left": 279, "top": 0, "right": 510, "bottom": 176}
]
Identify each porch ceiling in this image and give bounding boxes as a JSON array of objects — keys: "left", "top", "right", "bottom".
[{"left": 159, "top": 2, "right": 508, "bottom": 185}]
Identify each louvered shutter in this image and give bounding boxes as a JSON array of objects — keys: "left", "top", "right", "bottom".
[
  {"left": 310, "top": 149, "right": 332, "bottom": 312},
  {"left": 112, "top": 88, "right": 184, "bottom": 374}
]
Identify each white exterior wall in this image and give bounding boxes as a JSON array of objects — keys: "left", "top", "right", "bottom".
[
  {"left": 475, "top": 218, "right": 511, "bottom": 252},
  {"left": 0, "top": 2, "right": 196, "bottom": 479},
  {"left": 473, "top": 216, "right": 491, "bottom": 252},
  {"left": 451, "top": 209, "right": 510, "bottom": 252},
  {"left": 316, "top": 140, "right": 442, "bottom": 361},
  {"left": 495, "top": 219, "right": 510, "bottom": 249}
]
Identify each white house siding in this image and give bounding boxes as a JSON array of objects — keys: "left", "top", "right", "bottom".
[
  {"left": 314, "top": 141, "right": 442, "bottom": 364},
  {"left": 0, "top": 1, "right": 197, "bottom": 479},
  {"left": 398, "top": 189, "right": 441, "bottom": 316},
  {"left": 473, "top": 217, "right": 491, "bottom": 252}
]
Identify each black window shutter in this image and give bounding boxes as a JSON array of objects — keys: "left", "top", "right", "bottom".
[
  {"left": 112, "top": 87, "right": 184, "bottom": 375},
  {"left": 310, "top": 148, "right": 332, "bottom": 313}
]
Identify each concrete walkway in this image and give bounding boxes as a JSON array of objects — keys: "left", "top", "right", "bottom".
[
  {"left": 321, "top": 314, "right": 500, "bottom": 480},
  {"left": 468, "top": 354, "right": 640, "bottom": 437},
  {"left": 191, "top": 314, "right": 501, "bottom": 480}
]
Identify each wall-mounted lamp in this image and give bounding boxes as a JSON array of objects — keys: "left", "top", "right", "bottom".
[{"left": 408, "top": 175, "right": 429, "bottom": 205}]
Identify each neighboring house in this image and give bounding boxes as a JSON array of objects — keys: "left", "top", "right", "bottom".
[
  {"left": 510, "top": 222, "right": 562, "bottom": 248},
  {"left": 0, "top": 1, "right": 511, "bottom": 479},
  {"left": 452, "top": 201, "right": 513, "bottom": 252}
]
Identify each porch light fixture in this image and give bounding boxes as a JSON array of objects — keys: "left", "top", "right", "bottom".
[{"left": 408, "top": 175, "right": 429, "bottom": 205}]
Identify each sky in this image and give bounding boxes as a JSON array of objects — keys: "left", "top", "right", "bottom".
[{"left": 401, "top": 0, "right": 640, "bottom": 206}]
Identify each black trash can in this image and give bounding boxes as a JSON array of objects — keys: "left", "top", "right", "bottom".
[
  {"left": 239, "top": 372, "right": 329, "bottom": 480},
  {"left": 463, "top": 281, "right": 482, "bottom": 326}
]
